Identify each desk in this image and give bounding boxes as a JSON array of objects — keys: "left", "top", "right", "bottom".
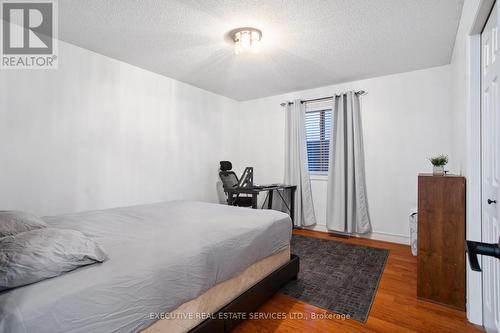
[{"left": 225, "top": 185, "right": 297, "bottom": 223}]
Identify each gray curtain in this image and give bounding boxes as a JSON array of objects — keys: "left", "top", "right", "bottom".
[
  {"left": 284, "top": 100, "right": 317, "bottom": 227},
  {"left": 326, "top": 92, "right": 371, "bottom": 234}
]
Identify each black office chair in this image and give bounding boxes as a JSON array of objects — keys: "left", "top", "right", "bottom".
[{"left": 219, "top": 161, "right": 253, "bottom": 207}]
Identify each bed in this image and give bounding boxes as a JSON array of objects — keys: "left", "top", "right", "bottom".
[{"left": 0, "top": 200, "right": 298, "bottom": 333}]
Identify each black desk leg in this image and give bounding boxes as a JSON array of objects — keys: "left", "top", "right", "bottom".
[
  {"left": 252, "top": 194, "right": 258, "bottom": 209},
  {"left": 290, "top": 188, "right": 295, "bottom": 225},
  {"left": 267, "top": 190, "right": 274, "bottom": 209}
]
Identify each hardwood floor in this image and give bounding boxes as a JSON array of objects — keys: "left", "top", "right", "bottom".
[{"left": 234, "top": 229, "right": 483, "bottom": 333}]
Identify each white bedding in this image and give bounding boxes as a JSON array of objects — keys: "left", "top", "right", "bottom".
[{"left": 0, "top": 201, "right": 292, "bottom": 333}]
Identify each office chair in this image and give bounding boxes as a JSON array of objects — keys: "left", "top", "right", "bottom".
[{"left": 219, "top": 161, "right": 253, "bottom": 207}]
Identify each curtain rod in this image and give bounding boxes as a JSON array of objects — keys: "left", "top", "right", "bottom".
[{"left": 280, "top": 90, "right": 367, "bottom": 107}]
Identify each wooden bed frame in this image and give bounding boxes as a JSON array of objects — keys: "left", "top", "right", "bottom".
[{"left": 188, "top": 254, "right": 300, "bottom": 333}]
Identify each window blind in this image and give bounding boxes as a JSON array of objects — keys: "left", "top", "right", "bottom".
[{"left": 305, "top": 109, "right": 332, "bottom": 172}]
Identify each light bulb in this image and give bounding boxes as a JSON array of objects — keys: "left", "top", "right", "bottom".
[
  {"left": 241, "top": 32, "right": 250, "bottom": 48},
  {"left": 231, "top": 28, "right": 262, "bottom": 55}
]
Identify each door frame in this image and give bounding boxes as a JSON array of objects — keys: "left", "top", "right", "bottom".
[{"left": 467, "top": 0, "right": 496, "bottom": 326}]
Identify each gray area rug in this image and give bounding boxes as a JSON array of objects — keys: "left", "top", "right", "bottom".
[{"left": 281, "top": 234, "right": 389, "bottom": 322}]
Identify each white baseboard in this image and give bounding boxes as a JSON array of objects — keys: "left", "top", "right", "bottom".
[
  {"left": 302, "top": 224, "right": 410, "bottom": 245},
  {"left": 364, "top": 231, "right": 410, "bottom": 245}
]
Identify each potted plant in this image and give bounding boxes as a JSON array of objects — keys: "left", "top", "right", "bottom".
[{"left": 429, "top": 154, "right": 448, "bottom": 176}]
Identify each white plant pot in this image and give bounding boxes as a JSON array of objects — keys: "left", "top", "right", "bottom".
[{"left": 433, "top": 165, "right": 445, "bottom": 176}]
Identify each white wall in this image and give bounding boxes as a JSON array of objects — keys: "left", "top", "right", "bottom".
[
  {"left": 451, "top": 0, "right": 482, "bottom": 175},
  {"left": 235, "top": 65, "right": 456, "bottom": 242},
  {"left": 0, "top": 41, "right": 239, "bottom": 216},
  {"left": 0, "top": 40, "right": 460, "bottom": 244}
]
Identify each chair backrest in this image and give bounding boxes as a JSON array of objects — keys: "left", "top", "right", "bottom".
[
  {"left": 219, "top": 171, "right": 239, "bottom": 190},
  {"left": 220, "top": 161, "right": 232, "bottom": 171}
]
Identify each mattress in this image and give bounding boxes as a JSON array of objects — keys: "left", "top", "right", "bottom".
[
  {"left": 0, "top": 201, "right": 292, "bottom": 333},
  {"left": 143, "top": 247, "right": 291, "bottom": 333}
]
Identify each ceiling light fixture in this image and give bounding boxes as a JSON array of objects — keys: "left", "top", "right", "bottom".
[{"left": 231, "top": 27, "right": 262, "bottom": 55}]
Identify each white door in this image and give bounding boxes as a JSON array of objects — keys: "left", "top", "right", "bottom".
[{"left": 481, "top": 3, "right": 500, "bottom": 332}]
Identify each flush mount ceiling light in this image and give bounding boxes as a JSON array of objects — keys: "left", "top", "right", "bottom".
[{"left": 231, "top": 27, "right": 262, "bottom": 55}]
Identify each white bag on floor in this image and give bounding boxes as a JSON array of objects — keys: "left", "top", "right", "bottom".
[{"left": 409, "top": 209, "right": 418, "bottom": 256}]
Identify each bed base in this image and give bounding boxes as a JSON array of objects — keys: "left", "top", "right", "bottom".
[{"left": 188, "top": 254, "right": 300, "bottom": 333}]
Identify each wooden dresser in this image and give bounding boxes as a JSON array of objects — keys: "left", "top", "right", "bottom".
[{"left": 417, "top": 174, "right": 465, "bottom": 310}]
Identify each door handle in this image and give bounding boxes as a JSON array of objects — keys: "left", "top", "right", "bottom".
[
  {"left": 487, "top": 199, "right": 497, "bottom": 204},
  {"left": 466, "top": 238, "right": 500, "bottom": 272}
]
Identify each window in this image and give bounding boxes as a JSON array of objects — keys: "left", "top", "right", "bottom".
[{"left": 305, "top": 109, "right": 332, "bottom": 173}]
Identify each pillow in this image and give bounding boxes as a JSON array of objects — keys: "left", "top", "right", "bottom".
[
  {"left": 0, "top": 210, "right": 48, "bottom": 237},
  {"left": 0, "top": 228, "right": 108, "bottom": 291}
]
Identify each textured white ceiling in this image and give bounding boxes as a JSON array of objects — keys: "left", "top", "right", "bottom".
[{"left": 59, "top": 0, "right": 464, "bottom": 101}]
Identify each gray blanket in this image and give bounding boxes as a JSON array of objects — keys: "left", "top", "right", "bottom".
[{"left": 0, "top": 201, "right": 292, "bottom": 333}]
